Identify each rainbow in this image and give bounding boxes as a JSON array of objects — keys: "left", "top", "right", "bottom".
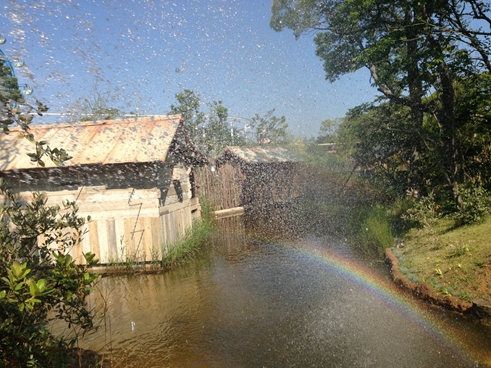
[{"left": 290, "top": 239, "right": 479, "bottom": 366}]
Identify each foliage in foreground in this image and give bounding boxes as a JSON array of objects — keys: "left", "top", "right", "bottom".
[
  {"left": 1, "top": 79, "right": 99, "bottom": 365},
  {"left": 0, "top": 184, "right": 98, "bottom": 367}
]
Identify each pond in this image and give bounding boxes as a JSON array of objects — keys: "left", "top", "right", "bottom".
[{"left": 78, "top": 217, "right": 491, "bottom": 367}]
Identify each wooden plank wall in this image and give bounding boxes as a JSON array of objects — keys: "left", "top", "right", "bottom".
[
  {"left": 1, "top": 163, "right": 201, "bottom": 265},
  {"left": 74, "top": 196, "right": 200, "bottom": 264}
]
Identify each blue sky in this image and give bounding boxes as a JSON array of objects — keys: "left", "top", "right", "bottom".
[{"left": 1, "top": 0, "right": 378, "bottom": 137}]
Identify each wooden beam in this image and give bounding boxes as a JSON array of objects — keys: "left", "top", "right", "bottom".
[{"left": 213, "top": 206, "right": 244, "bottom": 219}]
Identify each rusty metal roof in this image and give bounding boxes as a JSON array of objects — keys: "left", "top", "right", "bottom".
[
  {"left": 220, "top": 146, "right": 303, "bottom": 164},
  {"left": 0, "top": 115, "right": 183, "bottom": 171}
]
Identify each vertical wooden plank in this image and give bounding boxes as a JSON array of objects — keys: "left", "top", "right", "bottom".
[
  {"left": 151, "top": 217, "right": 161, "bottom": 260},
  {"left": 143, "top": 217, "right": 153, "bottom": 262},
  {"left": 183, "top": 206, "right": 192, "bottom": 233},
  {"left": 133, "top": 218, "right": 144, "bottom": 262},
  {"left": 89, "top": 221, "right": 100, "bottom": 262},
  {"left": 107, "top": 219, "right": 118, "bottom": 262},
  {"left": 114, "top": 218, "right": 126, "bottom": 262},
  {"left": 124, "top": 218, "right": 134, "bottom": 261},
  {"left": 175, "top": 210, "right": 181, "bottom": 240},
  {"left": 97, "top": 219, "right": 109, "bottom": 264},
  {"left": 182, "top": 208, "right": 186, "bottom": 235},
  {"left": 159, "top": 213, "right": 166, "bottom": 253},
  {"left": 172, "top": 210, "right": 179, "bottom": 242},
  {"left": 165, "top": 212, "right": 173, "bottom": 244},
  {"left": 160, "top": 213, "right": 169, "bottom": 253}
]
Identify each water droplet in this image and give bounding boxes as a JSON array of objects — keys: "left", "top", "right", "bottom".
[
  {"left": 131, "top": 321, "right": 136, "bottom": 331},
  {"left": 13, "top": 58, "right": 24, "bottom": 67},
  {"left": 0, "top": 35, "right": 5, "bottom": 44},
  {"left": 22, "top": 85, "right": 33, "bottom": 95}
]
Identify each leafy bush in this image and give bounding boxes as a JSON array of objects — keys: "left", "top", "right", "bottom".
[
  {"left": 453, "top": 185, "right": 491, "bottom": 225},
  {"left": 0, "top": 184, "right": 98, "bottom": 367},
  {"left": 402, "top": 190, "right": 440, "bottom": 228},
  {"left": 0, "top": 68, "right": 100, "bottom": 367}
]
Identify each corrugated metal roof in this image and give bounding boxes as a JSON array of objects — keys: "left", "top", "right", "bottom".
[
  {"left": 0, "top": 115, "right": 182, "bottom": 171},
  {"left": 222, "top": 146, "right": 303, "bottom": 164}
]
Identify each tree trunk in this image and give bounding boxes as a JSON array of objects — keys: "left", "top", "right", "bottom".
[{"left": 437, "top": 62, "right": 463, "bottom": 205}]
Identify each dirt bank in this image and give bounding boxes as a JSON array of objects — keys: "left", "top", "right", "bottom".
[{"left": 385, "top": 248, "right": 491, "bottom": 324}]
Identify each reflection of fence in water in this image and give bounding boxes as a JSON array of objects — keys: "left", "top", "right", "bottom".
[{"left": 212, "top": 216, "right": 247, "bottom": 246}]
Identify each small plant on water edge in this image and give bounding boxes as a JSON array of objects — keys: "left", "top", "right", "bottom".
[
  {"left": 160, "top": 196, "right": 215, "bottom": 267},
  {"left": 160, "top": 216, "right": 214, "bottom": 268},
  {"left": 105, "top": 243, "right": 142, "bottom": 273}
]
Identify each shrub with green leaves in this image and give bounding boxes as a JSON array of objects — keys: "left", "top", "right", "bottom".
[
  {"left": 452, "top": 185, "right": 491, "bottom": 225},
  {"left": 402, "top": 190, "right": 440, "bottom": 228},
  {"left": 0, "top": 183, "right": 98, "bottom": 367},
  {"left": 0, "top": 102, "right": 99, "bottom": 366}
]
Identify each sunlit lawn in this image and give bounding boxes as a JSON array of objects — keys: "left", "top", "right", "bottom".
[{"left": 398, "top": 217, "right": 491, "bottom": 301}]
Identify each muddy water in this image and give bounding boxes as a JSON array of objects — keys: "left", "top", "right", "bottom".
[{"left": 80, "top": 218, "right": 491, "bottom": 367}]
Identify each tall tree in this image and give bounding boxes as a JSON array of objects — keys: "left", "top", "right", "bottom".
[
  {"left": 271, "top": 0, "right": 491, "bottom": 203},
  {"left": 64, "top": 78, "right": 123, "bottom": 122},
  {"left": 316, "top": 117, "right": 343, "bottom": 144},
  {"left": 170, "top": 89, "right": 206, "bottom": 144},
  {"left": 0, "top": 57, "right": 24, "bottom": 128},
  {"left": 250, "top": 109, "right": 291, "bottom": 145},
  {"left": 205, "top": 100, "right": 231, "bottom": 156},
  {"left": 170, "top": 90, "right": 243, "bottom": 156}
]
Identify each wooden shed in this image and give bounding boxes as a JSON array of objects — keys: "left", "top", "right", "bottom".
[
  {"left": 195, "top": 146, "right": 303, "bottom": 213},
  {"left": 0, "top": 115, "right": 207, "bottom": 265}
]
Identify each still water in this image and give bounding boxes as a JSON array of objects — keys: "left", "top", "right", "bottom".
[{"left": 80, "top": 218, "right": 491, "bottom": 367}]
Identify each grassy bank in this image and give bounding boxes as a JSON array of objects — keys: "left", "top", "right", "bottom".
[
  {"left": 296, "top": 149, "right": 395, "bottom": 257},
  {"left": 159, "top": 212, "right": 215, "bottom": 268},
  {"left": 394, "top": 217, "right": 491, "bottom": 302},
  {"left": 298, "top": 198, "right": 394, "bottom": 257},
  {"left": 298, "top": 147, "right": 491, "bottom": 304}
]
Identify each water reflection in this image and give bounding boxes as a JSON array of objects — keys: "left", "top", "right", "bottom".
[{"left": 80, "top": 218, "right": 489, "bottom": 367}]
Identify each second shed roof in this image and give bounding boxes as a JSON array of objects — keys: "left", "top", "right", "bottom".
[{"left": 218, "top": 146, "right": 303, "bottom": 164}]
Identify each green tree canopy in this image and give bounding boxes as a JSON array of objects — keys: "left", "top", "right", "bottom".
[
  {"left": 271, "top": 0, "right": 491, "bottom": 204},
  {"left": 0, "top": 57, "right": 25, "bottom": 128},
  {"left": 64, "top": 80, "right": 123, "bottom": 123},
  {"left": 170, "top": 90, "right": 246, "bottom": 156},
  {"left": 249, "top": 109, "right": 291, "bottom": 146},
  {"left": 316, "top": 117, "right": 343, "bottom": 144}
]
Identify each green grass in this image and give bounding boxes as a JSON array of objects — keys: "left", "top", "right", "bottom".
[
  {"left": 397, "top": 216, "right": 491, "bottom": 301},
  {"left": 298, "top": 199, "right": 394, "bottom": 256},
  {"left": 160, "top": 216, "right": 214, "bottom": 268}
]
